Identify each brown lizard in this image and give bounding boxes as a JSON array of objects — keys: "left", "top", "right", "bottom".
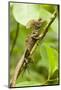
[{"left": 23, "top": 19, "right": 47, "bottom": 68}]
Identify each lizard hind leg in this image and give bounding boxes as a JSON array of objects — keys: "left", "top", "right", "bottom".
[
  {"left": 21, "top": 57, "right": 33, "bottom": 77},
  {"left": 21, "top": 58, "right": 30, "bottom": 77},
  {"left": 25, "top": 49, "right": 30, "bottom": 58}
]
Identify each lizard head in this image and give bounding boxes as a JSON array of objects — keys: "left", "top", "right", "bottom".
[{"left": 26, "top": 18, "right": 47, "bottom": 30}]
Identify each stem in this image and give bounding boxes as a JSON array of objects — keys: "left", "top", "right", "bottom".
[
  {"left": 10, "top": 22, "right": 19, "bottom": 56},
  {"left": 11, "top": 53, "right": 25, "bottom": 87}
]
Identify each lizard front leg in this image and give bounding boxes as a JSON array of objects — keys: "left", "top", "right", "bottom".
[{"left": 32, "top": 33, "right": 43, "bottom": 40}]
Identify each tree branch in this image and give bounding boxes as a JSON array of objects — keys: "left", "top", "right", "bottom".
[{"left": 10, "top": 11, "right": 57, "bottom": 87}]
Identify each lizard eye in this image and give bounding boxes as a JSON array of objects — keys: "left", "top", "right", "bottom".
[
  {"left": 33, "top": 32, "right": 35, "bottom": 34},
  {"left": 38, "top": 18, "right": 42, "bottom": 21}
]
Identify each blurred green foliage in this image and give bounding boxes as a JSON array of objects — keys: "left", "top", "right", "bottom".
[{"left": 10, "top": 3, "right": 59, "bottom": 87}]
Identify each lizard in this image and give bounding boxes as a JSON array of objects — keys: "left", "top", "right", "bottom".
[{"left": 23, "top": 18, "right": 47, "bottom": 70}]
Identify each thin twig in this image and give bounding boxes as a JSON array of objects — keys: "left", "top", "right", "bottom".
[
  {"left": 11, "top": 11, "right": 57, "bottom": 87},
  {"left": 10, "top": 22, "right": 19, "bottom": 56}
]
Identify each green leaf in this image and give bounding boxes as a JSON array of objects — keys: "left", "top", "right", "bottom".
[
  {"left": 50, "top": 69, "right": 59, "bottom": 80},
  {"left": 51, "top": 17, "right": 58, "bottom": 33},
  {"left": 12, "top": 3, "right": 58, "bottom": 35},
  {"left": 12, "top": 3, "right": 52, "bottom": 25},
  {"left": 47, "top": 69, "right": 59, "bottom": 85},
  {"left": 16, "top": 81, "right": 42, "bottom": 87},
  {"left": 44, "top": 44, "right": 58, "bottom": 78},
  {"left": 42, "top": 28, "right": 58, "bottom": 50},
  {"left": 40, "top": 5, "right": 57, "bottom": 13},
  {"left": 16, "top": 70, "right": 46, "bottom": 87},
  {"left": 37, "top": 42, "right": 58, "bottom": 79}
]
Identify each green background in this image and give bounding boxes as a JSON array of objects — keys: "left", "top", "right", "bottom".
[{"left": 10, "top": 3, "right": 59, "bottom": 87}]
